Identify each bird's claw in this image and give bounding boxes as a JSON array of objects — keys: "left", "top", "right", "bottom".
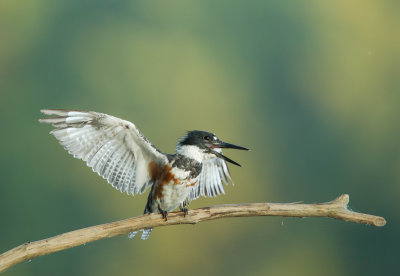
[
  {"left": 157, "top": 204, "right": 168, "bottom": 221},
  {"left": 180, "top": 207, "right": 189, "bottom": 217},
  {"left": 160, "top": 209, "right": 168, "bottom": 221}
]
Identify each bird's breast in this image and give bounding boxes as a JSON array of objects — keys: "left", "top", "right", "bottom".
[{"left": 148, "top": 161, "right": 195, "bottom": 202}]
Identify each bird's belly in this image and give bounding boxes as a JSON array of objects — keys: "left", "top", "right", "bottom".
[{"left": 159, "top": 180, "right": 195, "bottom": 211}]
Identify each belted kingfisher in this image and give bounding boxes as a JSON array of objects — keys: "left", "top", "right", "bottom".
[{"left": 40, "top": 109, "right": 248, "bottom": 240}]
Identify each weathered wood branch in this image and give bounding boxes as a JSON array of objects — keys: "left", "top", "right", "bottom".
[{"left": 0, "top": 194, "right": 386, "bottom": 273}]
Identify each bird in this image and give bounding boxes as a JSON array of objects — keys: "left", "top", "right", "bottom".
[{"left": 39, "top": 109, "right": 249, "bottom": 240}]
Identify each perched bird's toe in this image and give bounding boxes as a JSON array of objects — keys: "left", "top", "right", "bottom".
[
  {"left": 180, "top": 207, "right": 189, "bottom": 217},
  {"left": 162, "top": 211, "right": 168, "bottom": 221},
  {"left": 159, "top": 209, "right": 168, "bottom": 221}
]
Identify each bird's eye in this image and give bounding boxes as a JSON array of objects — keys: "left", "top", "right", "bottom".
[{"left": 204, "top": 136, "right": 211, "bottom": 141}]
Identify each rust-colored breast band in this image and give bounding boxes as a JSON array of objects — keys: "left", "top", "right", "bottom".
[{"left": 149, "top": 162, "right": 181, "bottom": 199}]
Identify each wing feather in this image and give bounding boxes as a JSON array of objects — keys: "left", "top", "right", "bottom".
[
  {"left": 188, "top": 152, "right": 232, "bottom": 202},
  {"left": 40, "top": 109, "right": 168, "bottom": 196}
]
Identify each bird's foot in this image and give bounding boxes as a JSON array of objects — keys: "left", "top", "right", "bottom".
[
  {"left": 180, "top": 207, "right": 189, "bottom": 217},
  {"left": 158, "top": 205, "right": 168, "bottom": 221},
  {"left": 160, "top": 210, "right": 168, "bottom": 221}
]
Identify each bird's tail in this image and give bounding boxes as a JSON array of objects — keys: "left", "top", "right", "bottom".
[
  {"left": 128, "top": 228, "right": 153, "bottom": 240},
  {"left": 129, "top": 202, "right": 154, "bottom": 240},
  {"left": 129, "top": 189, "right": 157, "bottom": 240}
]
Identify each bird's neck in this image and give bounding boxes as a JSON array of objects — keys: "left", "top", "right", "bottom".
[{"left": 176, "top": 145, "right": 208, "bottom": 163}]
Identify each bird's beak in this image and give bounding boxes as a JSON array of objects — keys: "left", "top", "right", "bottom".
[
  {"left": 215, "top": 142, "right": 249, "bottom": 151},
  {"left": 207, "top": 141, "right": 249, "bottom": 167}
]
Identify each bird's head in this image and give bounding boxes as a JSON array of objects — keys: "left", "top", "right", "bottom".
[{"left": 176, "top": 130, "right": 249, "bottom": 166}]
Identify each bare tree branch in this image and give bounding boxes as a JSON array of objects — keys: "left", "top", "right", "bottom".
[{"left": 0, "top": 194, "right": 386, "bottom": 273}]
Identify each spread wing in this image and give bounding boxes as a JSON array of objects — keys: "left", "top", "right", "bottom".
[
  {"left": 187, "top": 150, "right": 232, "bottom": 202},
  {"left": 39, "top": 109, "right": 168, "bottom": 196}
]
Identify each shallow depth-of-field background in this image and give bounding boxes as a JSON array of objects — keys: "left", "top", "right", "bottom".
[{"left": 1, "top": 1, "right": 399, "bottom": 275}]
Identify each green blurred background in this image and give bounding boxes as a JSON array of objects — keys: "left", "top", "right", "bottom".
[{"left": 1, "top": 1, "right": 399, "bottom": 275}]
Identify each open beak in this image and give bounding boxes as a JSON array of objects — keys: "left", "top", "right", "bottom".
[
  {"left": 216, "top": 142, "right": 249, "bottom": 151},
  {"left": 207, "top": 141, "right": 249, "bottom": 167}
]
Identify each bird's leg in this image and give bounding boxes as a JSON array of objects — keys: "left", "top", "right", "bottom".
[
  {"left": 158, "top": 204, "right": 168, "bottom": 221},
  {"left": 180, "top": 201, "right": 189, "bottom": 217}
]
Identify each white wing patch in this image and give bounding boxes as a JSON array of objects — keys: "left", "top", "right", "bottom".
[
  {"left": 40, "top": 109, "right": 168, "bottom": 196},
  {"left": 187, "top": 152, "right": 232, "bottom": 202}
]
